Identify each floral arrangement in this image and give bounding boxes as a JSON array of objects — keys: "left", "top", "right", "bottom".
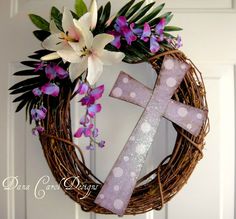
[{"left": 9, "top": 0, "right": 182, "bottom": 149}]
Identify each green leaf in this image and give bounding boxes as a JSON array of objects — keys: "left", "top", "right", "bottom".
[
  {"left": 129, "top": 2, "right": 155, "bottom": 23},
  {"left": 33, "top": 30, "right": 50, "bottom": 41},
  {"left": 164, "top": 26, "right": 183, "bottom": 32},
  {"left": 100, "top": 2, "right": 111, "bottom": 26},
  {"left": 13, "top": 91, "right": 33, "bottom": 103},
  {"left": 20, "top": 61, "right": 39, "bottom": 68},
  {"left": 29, "top": 14, "right": 49, "bottom": 31},
  {"left": 10, "top": 84, "right": 42, "bottom": 94},
  {"left": 137, "top": 3, "right": 165, "bottom": 25},
  {"left": 15, "top": 98, "right": 29, "bottom": 113},
  {"left": 14, "top": 69, "right": 40, "bottom": 76},
  {"left": 75, "top": 0, "right": 88, "bottom": 17},
  {"left": 116, "top": 0, "right": 135, "bottom": 17},
  {"left": 149, "top": 12, "right": 172, "bottom": 26},
  {"left": 9, "top": 77, "right": 41, "bottom": 90},
  {"left": 51, "top": 6, "right": 61, "bottom": 19},
  {"left": 126, "top": 0, "right": 145, "bottom": 19}
]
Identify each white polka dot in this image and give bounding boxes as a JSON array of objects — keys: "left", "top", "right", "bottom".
[
  {"left": 113, "top": 199, "right": 124, "bottom": 210},
  {"left": 181, "top": 63, "right": 187, "bottom": 69},
  {"left": 164, "top": 59, "right": 174, "bottom": 70},
  {"left": 123, "top": 156, "right": 129, "bottom": 162},
  {"left": 112, "top": 87, "right": 123, "bottom": 97},
  {"left": 136, "top": 144, "right": 146, "bottom": 155},
  {"left": 187, "top": 124, "right": 192, "bottom": 130},
  {"left": 130, "top": 172, "right": 136, "bottom": 177},
  {"left": 130, "top": 92, "right": 136, "bottom": 98},
  {"left": 141, "top": 122, "right": 151, "bottom": 133},
  {"left": 177, "top": 107, "right": 188, "bottom": 117},
  {"left": 113, "top": 167, "right": 124, "bottom": 177},
  {"left": 114, "top": 185, "right": 120, "bottom": 191},
  {"left": 197, "top": 113, "right": 203, "bottom": 119},
  {"left": 130, "top": 136, "right": 135, "bottom": 141},
  {"left": 122, "top": 77, "right": 129, "bottom": 83},
  {"left": 166, "top": 77, "right": 177, "bottom": 87},
  {"left": 99, "top": 194, "right": 104, "bottom": 199}
]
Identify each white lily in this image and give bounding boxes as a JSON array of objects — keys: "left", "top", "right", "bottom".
[{"left": 59, "top": 31, "right": 125, "bottom": 85}]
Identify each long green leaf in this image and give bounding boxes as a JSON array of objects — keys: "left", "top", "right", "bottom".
[
  {"left": 75, "top": 0, "right": 88, "bottom": 17},
  {"left": 16, "top": 98, "right": 29, "bottom": 113},
  {"left": 29, "top": 14, "right": 49, "bottom": 31},
  {"left": 10, "top": 83, "right": 42, "bottom": 94},
  {"left": 137, "top": 3, "right": 165, "bottom": 25},
  {"left": 164, "top": 26, "right": 183, "bottom": 32},
  {"left": 129, "top": 2, "right": 155, "bottom": 23},
  {"left": 149, "top": 12, "right": 172, "bottom": 26},
  {"left": 14, "top": 69, "right": 40, "bottom": 76},
  {"left": 33, "top": 30, "right": 50, "bottom": 41},
  {"left": 20, "top": 61, "right": 39, "bottom": 68},
  {"left": 126, "top": 0, "right": 145, "bottom": 19},
  {"left": 116, "top": 0, "right": 135, "bottom": 17},
  {"left": 9, "top": 77, "right": 41, "bottom": 90},
  {"left": 13, "top": 91, "right": 33, "bottom": 103},
  {"left": 100, "top": 2, "right": 111, "bottom": 26}
]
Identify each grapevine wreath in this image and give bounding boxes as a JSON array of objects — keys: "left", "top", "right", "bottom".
[{"left": 10, "top": 0, "right": 209, "bottom": 216}]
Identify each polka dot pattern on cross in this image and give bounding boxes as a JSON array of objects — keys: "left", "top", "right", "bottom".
[
  {"left": 166, "top": 77, "right": 177, "bottom": 87},
  {"left": 122, "top": 77, "right": 129, "bottom": 83},
  {"left": 130, "top": 92, "right": 136, "bottom": 98},
  {"left": 112, "top": 87, "right": 123, "bottom": 97},
  {"left": 187, "top": 124, "right": 192, "bottom": 130},
  {"left": 130, "top": 172, "right": 136, "bottom": 178},
  {"left": 114, "top": 185, "right": 120, "bottom": 191},
  {"left": 113, "top": 199, "right": 124, "bottom": 210},
  {"left": 197, "top": 113, "right": 203, "bottom": 119},
  {"left": 164, "top": 59, "right": 174, "bottom": 70},
  {"left": 99, "top": 194, "right": 104, "bottom": 199},
  {"left": 141, "top": 122, "right": 151, "bottom": 133},
  {"left": 113, "top": 167, "right": 124, "bottom": 177},
  {"left": 123, "top": 156, "right": 129, "bottom": 162},
  {"left": 177, "top": 107, "right": 188, "bottom": 117}
]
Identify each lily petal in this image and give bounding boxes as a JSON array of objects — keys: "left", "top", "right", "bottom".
[
  {"left": 42, "top": 33, "right": 65, "bottom": 51},
  {"left": 87, "top": 55, "right": 103, "bottom": 85},
  {"left": 99, "top": 50, "right": 125, "bottom": 65},
  {"left": 92, "top": 33, "right": 114, "bottom": 53},
  {"left": 69, "top": 58, "right": 88, "bottom": 81},
  {"left": 41, "top": 52, "right": 61, "bottom": 61},
  {"left": 41, "top": 83, "right": 60, "bottom": 96},
  {"left": 62, "top": 8, "right": 74, "bottom": 34},
  {"left": 57, "top": 47, "right": 80, "bottom": 63}
]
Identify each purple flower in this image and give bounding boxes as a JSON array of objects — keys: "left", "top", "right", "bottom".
[
  {"left": 150, "top": 35, "right": 160, "bottom": 53},
  {"left": 176, "top": 35, "right": 183, "bottom": 48},
  {"left": 92, "top": 128, "right": 99, "bottom": 138},
  {"left": 32, "top": 126, "right": 45, "bottom": 136},
  {"left": 109, "top": 31, "right": 121, "bottom": 49},
  {"left": 32, "top": 88, "right": 42, "bottom": 97},
  {"left": 98, "top": 140, "right": 105, "bottom": 148},
  {"left": 45, "top": 64, "right": 57, "bottom": 80},
  {"left": 31, "top": 108, "right": 46, "bottom": 121},
  {"left": 41, "top": 83, "right": 60, "bottom": 97},
  {"left": 141, "top": 23, "right": 151, "bottom": 42},
  {"left": 74, "top": 124, "right": 94, "bottom": 138},
  {"left": 89, "top": 85, "right": 104, "bottom": 100},
  {"left": 34, "top": 62, "right": 45, "bottom": 72},
  {"left": 130, "top": 23, "right": 143, "bottom": 36},
  {"left": 54, "top": 65, "right": 69, "bottom": 79},
  {"left": 115, "top": 16, "right": 127, "bottom": 31},
  {"left": 86, "top": 145, "right": 96, "bottom": 150},
  {"left": 155, "top": 18, "right": 166, "bottom": 36},
  {"left": 39, "top": 106, "right": 47, "bottom": 114},
  {"left": 80, "top": 115, "right": 90, "bottom": 125},
  {"left": 80, "top": 96, "right": 95, "bottom": 106},
  {"left": 87, "top": 104, "right": 102, "bottom": 118},
  {"left": 77, "top": 82, "right": 89, "bottom": 95}
]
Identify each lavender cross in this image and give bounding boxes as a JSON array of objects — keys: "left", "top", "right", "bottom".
[{"left": 95, "top": 56, "right": 206, "bottom": 216}]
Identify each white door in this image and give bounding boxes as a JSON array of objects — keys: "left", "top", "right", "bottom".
[{"left": 0, "top": 0, "right": 235, "bottom": 219}]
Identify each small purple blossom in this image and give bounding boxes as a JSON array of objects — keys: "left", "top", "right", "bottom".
[
  {"left": 150, "top": 35, "right": 160, "bottom": 53},
  {"left": 76, "top": 82, "right": 89, "bottom": 95},
  {"left": 32, "top": 126, "right": 45, "bottom": 136},
  {"left": 74, "top": 124, "right": 94, "bottom": 138},
  {"left": 34, "top": 62, "right": 45, "bottom": 72},
  {"left": 86, "top": 145, "right": 96, "bottom": 150},
  {"left": 45, "top": 64, "right": 57, "bottom": 80},
  {"left": 176, "top": 35, "right": 183, "bottom": 48},
  {"left": 80, "top": 115, "right": 90, "bottom": 126},
  {"left": 54, "top": 65, "right": 69, "bottom": 79},
  {"left": 155, "top": 18, "right": 166, "bottom": 36},
  {"left": 141, "top": 23, "right": 151, "bottom": 42},
  {"left": 98, "top": 140, "right": 105, "bottom": 148},
  {"left": 92, "top": 128, "right": 99, "bottom": 138},
  {"left": 31, "top": 108, "right": 46, "bottom": 121},
  {"left": 87, "top": 104, "right": 102, "bottom": 118},
  {"left": 32, "top": 88, "right": 42, "bottom": 97},
  {"left": 41, "top": 83, "right": 60, "bottom": 97}
]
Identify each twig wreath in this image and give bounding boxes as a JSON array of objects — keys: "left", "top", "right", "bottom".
[{"left": 9, "top": 0, "right": 209, "bottom": 216}]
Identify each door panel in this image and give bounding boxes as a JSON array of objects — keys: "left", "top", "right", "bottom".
[{"left": 0, "top": 0, "right": 235, "bottom": 219}]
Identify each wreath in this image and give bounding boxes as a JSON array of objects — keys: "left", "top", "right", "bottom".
[{"left": 9, "top": 0, "right": 209, "bottom": 216}]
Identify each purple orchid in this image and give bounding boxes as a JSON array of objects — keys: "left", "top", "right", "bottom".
[
  {"left": 76, "top": 82, "right": 89, "bottom": 95},
  {"left": 80, "top": 115, "right": 90, "bottom": 126},
  {"left": 34, "top": 62, "right": 45, "bottom": 72},
  {"left": 86, "top": 145, "right": 96, "bottom": 150},
  {"left": 155, "top": 18, "right": 166, "bottom": 36},
  {"left": 92, "top": 128, "right": 99, "bottom": 138},
  {"left": 31, "top": 108, "right": 46, "bottom": 121},
  {"left": 87, "top": 104, "right": 102, "bottom": 118},
  {"left": 141, "top": 23, "right": 151, "bottom": 42},
  {"left": 54, "top": 65, "right": 69, "bottom": 79},
  {"left": 98, "top": 140, "right": 105, "bottom": 148},
  {"left": 74, "top": 123, "right": 94, "bottom": 138},
  {"left": 45, "top": 64, "right": 57, "bottom": 80},
  {"left": 176, "top": 35, "right": 183, "bottom": 48},
  {"left": 150, "top": 35, "right": 160, "bottom": 53},
  {"left": 32, "top": 88, "right": 42, "bottom": 97},
  {"left": 32, "top": 126, "right": 45, "bottom": 136},
  {"left": 41, "top": 83, "right": 60, "bottom": 97},
  {"left": 130, "top": 23, "right": 143, "bottom": 36},
  {"left": 89, "top": 85, "right": 104, "bottom": 100}
]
